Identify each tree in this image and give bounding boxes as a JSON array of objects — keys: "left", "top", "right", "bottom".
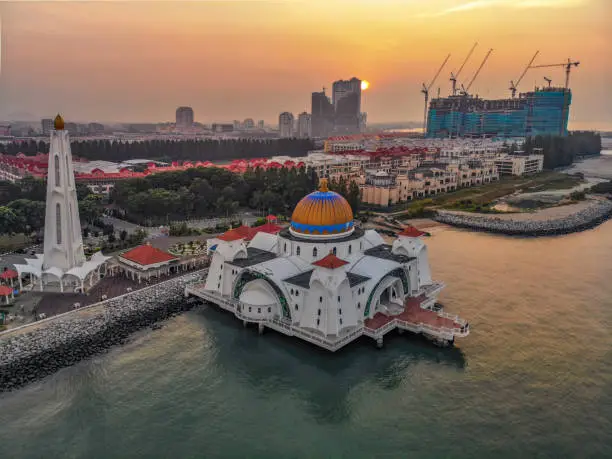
[
  {"left": 347, "top": 181, "right": 361, "bottom": 214},
  {"left": 7, "top": 199, "right": 45, "bottom": 233},
  {"left": 0, "top": 207, "right": 24, "bottom": 234}
]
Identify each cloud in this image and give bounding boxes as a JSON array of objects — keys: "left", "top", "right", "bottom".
[{"left": 418, "top": 0, "right": 587, "bottom": 17}]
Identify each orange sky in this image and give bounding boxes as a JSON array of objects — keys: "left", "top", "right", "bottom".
[{"left": 0, "top": 0, "right": 611, "bottom": 129}]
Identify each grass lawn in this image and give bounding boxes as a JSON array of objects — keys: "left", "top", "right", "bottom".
[{"left": 0, "top": 234, "right": 31, "bottom": 253}]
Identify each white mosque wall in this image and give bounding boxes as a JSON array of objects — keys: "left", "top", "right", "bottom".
[
  {"left": 392, "top": 237, "right": 432, "bottom": 288},
  {"left": 204, "top": 254, "right": 225, "bottom": 293},
  {"left": 278, "top": 235, "right": 363, "bottom": 264},
  {"left": 238, "top": 279, "right": 279, "bottom": 320}
]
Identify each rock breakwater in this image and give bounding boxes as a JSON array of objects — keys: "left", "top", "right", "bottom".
[
  {"left": 433, "top": 200, "right": 612, "bottom": 236},
  {"left": 0, "top": 274, "right": 203, "bottom": 393}
]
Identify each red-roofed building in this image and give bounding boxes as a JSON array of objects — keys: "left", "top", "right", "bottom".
[
  {"left": 218, "top": 223, "right": 284, "bottom": 243},
  {"left": 312, "top": 253, "right": 349, "bottom": 269},
  {"left": 116, "top": 243, "right": 179, "bottom": 283},
  {"left": 398, "top": 226, "right": 427, "bottom": 238}
]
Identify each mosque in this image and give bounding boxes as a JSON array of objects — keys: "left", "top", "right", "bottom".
[{"left": 185, "top": 179, "right": 469, "bottom": 350}]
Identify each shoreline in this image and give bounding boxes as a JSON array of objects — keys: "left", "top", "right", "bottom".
[
  {"left": 432, "top": 198, "right": 612, "bottom": 236},
  {"left": 0, "top": 271, "right": 206, "bottom": 393}
]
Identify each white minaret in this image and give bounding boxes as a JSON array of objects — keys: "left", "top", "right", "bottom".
[{"left": 42, "top": 114, "right": 85, "bottom": 271}]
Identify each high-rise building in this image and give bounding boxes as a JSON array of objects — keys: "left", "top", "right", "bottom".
[
  {"left": 359, "top": 113, "right": 367, "bottom": 133},
  {"left": 257, "top": 120, "right": 265, "bottom": 129},
  {"left": 297, "top": 112, "right": 312, "bottom": 138},
  {"left": 332, "top": 78, "right": 362, "bottom": 112},
  {"left": 0, "top": 124, "right": 11, "bottom": 137},
  {"left": 233, "top": 120, "right": 242, "bottom": 130},
  {"left": 279, "top": 112, "right": 295, "bottom": 138},
  {"left": 42, "top": 118, "right": 54, "bottom": 136},
  {"left": 88, "top": 123, "right": 105, "bottom": 134},
  {"left": 243, "top": 118, "right": 255, "bottom": 129},
  {"left": 64, "top": 122, "right": 78, "bottom": 136},
  {"left": 332, "top": 78, "right": 362, "bottom": 134},
  {"left": 176, "top": 106, "right": 194, "bottom": 129},
  {"left": 311, "top": 90, "right": 335, "bottom": 138},
  {"left": 427, "top": 87, "right": 572, "bottom": 138}
]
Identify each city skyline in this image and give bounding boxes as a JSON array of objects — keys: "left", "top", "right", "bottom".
[{"left": 0, "top": 1, "right": 611, "bottom": 129}]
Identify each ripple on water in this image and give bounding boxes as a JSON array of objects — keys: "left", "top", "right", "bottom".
[{"left": 0, "top": 220, "right": 612, "bottom": 459}]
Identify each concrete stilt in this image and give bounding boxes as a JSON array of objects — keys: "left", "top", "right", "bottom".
[
  {"left": 243, "top": 320, "right": 248, "bottom": 328},
  {"left": 258, "top": 323, "right": 265, "bottom": 335},
  {"left": 376, "top": 337, "right": 384, "bottom": 348}
]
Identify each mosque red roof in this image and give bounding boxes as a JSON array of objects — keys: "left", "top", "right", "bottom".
[
  {"left": 218, "top": 223, "right": 283, "bottom": 242},
  {"left": 120, "top": 244, "right": 177, "bottom": 266},
  {"left": 398, "top": 226, "right": 426, "bottom": 238},
  {"left": 312, "top": 253, "right": 349, "bottom": 269}
]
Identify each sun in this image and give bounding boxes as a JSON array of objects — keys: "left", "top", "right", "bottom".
[{"left": 361, "top": 80, "right": 370, "bottom": 91}]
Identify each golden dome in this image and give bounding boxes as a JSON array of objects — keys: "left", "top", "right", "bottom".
[
  {"left": 54, "top": 114, "right": 64, "bottom": 130},
  {"left": 290, "top": 179, "right": 354, "bottom": 236}
]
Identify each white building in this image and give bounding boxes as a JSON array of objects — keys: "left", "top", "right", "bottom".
[
  {"left": 41, "top": 118, "right": 54, "bottom": 136},
  {"left": 494, "top": 154, "right": 544, "bottom": 176},
  {"left": 14, "top": 115, "right": 110, "bottom": 293},
  {"left": 186, "top": 179, "right": 469, "bottom": 351},
  {"left": 279, "top": 112, "right": 295, "bottom": 138},
  {"left": 297, "top": 112, "right": 312, "bottom": 138}
]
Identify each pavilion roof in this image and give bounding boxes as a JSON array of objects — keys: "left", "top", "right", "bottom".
[
  {"left": 120, "top": 244, "right": 178, "bottom": 266},
  {"left": 0, "top": 269, "right": 18, "bottom": 279}
]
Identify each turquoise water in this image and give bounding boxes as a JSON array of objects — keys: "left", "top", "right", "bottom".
[{"left": 1, "top": 220, "right": 611, "bottom": 458}]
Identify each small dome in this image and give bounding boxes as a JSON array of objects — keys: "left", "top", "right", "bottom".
[
  {"left": 54, "top": 114, "right": 64, "bottom": 130},
  {"left": 290, "top": 179, "right": 354, "bottom": 236}
]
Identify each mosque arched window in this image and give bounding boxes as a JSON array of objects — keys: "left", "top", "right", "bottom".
[
  {"left": 333, "top": 247, "right": 337, "bottom": 255},
  {"left": 348, "top": 245, "right": 352, "bottom": 254},
  {"left": 296, "top": 246, "right": 301, "bottom": 256},
  {"left": 313, "top": 247, "right": 318, "bottom": 258},
  {"left": 55, "top": 203, "right": 62, "bottom": 245},
  {"left": 54, "top": 155, "right": 60, "bottom": 187},
  {"left": 284, "top": 243, "right": 287, "bottom": 253}
]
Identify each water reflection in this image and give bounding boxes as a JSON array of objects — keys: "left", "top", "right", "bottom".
[{"left": 196, "top": 305, "right": 465, "bottom": 423}]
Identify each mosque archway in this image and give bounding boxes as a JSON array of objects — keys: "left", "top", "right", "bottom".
[
  {"left": 233, "top": 270, "right": 291, "bottom": 320},
  {"left": 364, "top": 268, "right": 410, "bottom": 317}
]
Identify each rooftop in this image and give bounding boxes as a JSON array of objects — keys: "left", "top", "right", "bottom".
[
  {"left": 226, "top": 247, "right": 277, "bottom": 268},
  {"left": 363, "top": 245, "right": 415, "bottom": 264},
  {"left": 119, "top": 244, "right": 178, "bottom": 266},
  {"left": 312, "top": 253, "right": 349, "bottom": 269},
  {"left": 284, "top": 270, "right": 370, "bottom": 289}
]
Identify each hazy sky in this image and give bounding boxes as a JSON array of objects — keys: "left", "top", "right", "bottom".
[{"left": 1, "top": 0, "right": 611, "bottom": 128}]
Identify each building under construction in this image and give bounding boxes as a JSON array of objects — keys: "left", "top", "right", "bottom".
[
  {"left": 422, "top": 44, "right": 577, "bottom": 139},
  {"left": 426, "top": 87, "right": 572, "bottom": 138}
]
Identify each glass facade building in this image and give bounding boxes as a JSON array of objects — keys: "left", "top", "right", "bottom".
[{"left": 426, "top": 88, "right": 571, "bottom": 139}]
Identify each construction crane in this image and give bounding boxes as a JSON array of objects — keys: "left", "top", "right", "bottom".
[
  {"left": 421, "top": 53, "right": 451, "bottom": 135},
  {"left": 450, "top": 42, "right": 478, "bottom": 96},
  {"left": 543, "top": 76, "right": 552, "bottom": 88},
  {"left": 460, "top": 48, "right": 493, "bottom": 96},
  {"left": 509, "top": 50, "right": 539, "bottom": 98},
  {"left": 529, "top": 58, "right": 579, "bottom": 88}
]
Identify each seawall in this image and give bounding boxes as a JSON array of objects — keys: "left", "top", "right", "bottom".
[
  {"left": 0, "top": 273, "right": 205, "bottom": 393},
  {"left": 433, "top": 199, "right": 612, "bottom": 236}
]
